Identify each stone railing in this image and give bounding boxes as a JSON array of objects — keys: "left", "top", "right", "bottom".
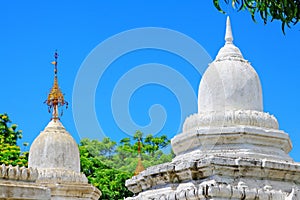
[{"left": 0, "top": 164, "right": 38, "bottom": 182}]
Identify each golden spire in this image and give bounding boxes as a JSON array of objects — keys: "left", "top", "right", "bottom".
[
  {"left": 45, "top": 51, "right": 68, "bottom": 121},
  {"left": 134, "top": 139, "right": 145, "bottom": 176}
]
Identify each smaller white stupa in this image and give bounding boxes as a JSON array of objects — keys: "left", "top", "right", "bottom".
[
  {"left": 125, "top": 17, "right": 300, "bottom": 200},
  {"left": 28, "top": 51, "right": 101, "bottom": 200}
]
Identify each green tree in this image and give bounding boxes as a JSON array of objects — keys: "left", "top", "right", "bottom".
[
  {"left": 80, "top": 137, "right": 116, "bottom": 158},
  {"left": 79, "top": 131, "right": 174, "bottom": 199},
  {"left": 116, "top": 131, "right": 173, "bottom": 172},
  {"left": 0, "top": 113, "right": 28, "bottom": 166},
  {"left": 79, "top": 141, "right": 133, "bottom": 200},
  {"left": 213, "top": 0, "right": 300, "bottom": 32},
  {"left": 144, "top": 134, "right": 170, "bottom": 157}
]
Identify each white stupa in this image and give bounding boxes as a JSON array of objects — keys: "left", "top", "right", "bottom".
[
  {"left": 125, "top": 17, "right": 300, "bottom": 199},
  {"left": 28, "top": 52, "right": 101, "bottom": 200}
]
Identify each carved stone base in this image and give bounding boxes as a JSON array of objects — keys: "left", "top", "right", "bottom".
[
  {"left": 126, "top": 156, "right": 300, "bottom": 199},
  {"left": 36, "top": 168, "right": 101, "bottom": 200},
  {"left": 172, "top": 125, "right": 292, "bottom": 161},
  {"left": 45, "top": 183, "right": 101, "bottom": 200},
  {"left": 172, "top": 111, "right": 291, "bottom": 162},
  {"left": 0, "top": 181, "right": 51, "bottom": 200}
]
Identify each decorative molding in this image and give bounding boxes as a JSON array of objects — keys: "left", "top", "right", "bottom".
[
  {"left": 183, "top": 110, "right": 278, "bottom": 132},
  {"left": 0, "top": 164, "right": 38, "bottom": 182},
  {"left": 36, "top": 168, "right": 88, "bottom": 184},
  {"left": 126, "top": 182, "right": 300, "bottom": 200}
]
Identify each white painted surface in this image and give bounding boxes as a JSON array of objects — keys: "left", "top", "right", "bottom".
[
  {"left": 29, "top": 120, "right": 80, "bottom": 173},
  {"left": 198, "top": 17, "right": 262, "bottom": 113}
]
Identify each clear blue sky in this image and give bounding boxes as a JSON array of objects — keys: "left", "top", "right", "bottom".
[{"left": 0, "top": 1, "right": 299, "bottom": 161}]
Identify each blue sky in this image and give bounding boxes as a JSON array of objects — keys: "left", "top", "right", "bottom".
[{"left": 0, "top": 1, "right": 299, "bottom": 161}]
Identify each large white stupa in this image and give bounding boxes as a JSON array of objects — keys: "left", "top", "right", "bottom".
[{"left": 125, "top": 17, "right": 300, "bottom": 199}]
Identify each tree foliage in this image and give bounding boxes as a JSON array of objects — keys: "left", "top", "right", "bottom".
[
  {"left": 213, "top": 0, "right": 300, "bottom": 32},
  {"left": 79, "top": 144, "right": 132, "bottom": 199},
  {"left": 79, "top": 131, "right": 174, "bottom": 199},
  {"left": 0, "top": 113, "right": 28, "bottom": 166}
]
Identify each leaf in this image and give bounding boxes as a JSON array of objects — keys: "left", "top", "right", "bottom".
[{"left": 213, "top": 0, "right": 226, "bottom": 14}]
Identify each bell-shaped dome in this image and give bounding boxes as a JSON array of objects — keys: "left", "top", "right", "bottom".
[
  {"left": 28, "top": 120, "right": 80, "bottom": 173},
  {"left": 198, "top": 17, "right": 263, "bottom": 113}
]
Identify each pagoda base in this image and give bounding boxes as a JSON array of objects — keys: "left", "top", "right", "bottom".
[
  {"left": 44, "top": 183, "right": 101, "bottom": 200},
  {"left": 125, "top": 155, "right": 300, "bottom": 199}
]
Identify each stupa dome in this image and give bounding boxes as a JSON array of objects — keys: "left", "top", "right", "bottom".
[
  {"left": 28, "top": 120, "right": 80, "bottom": 173},
  {"left": 198, "top": 17, "right": 263, "bottom": 113}
]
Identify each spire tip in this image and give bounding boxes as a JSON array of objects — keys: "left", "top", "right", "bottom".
[{"left": 225, "top": 16, "right": 233, "bottom": 44}]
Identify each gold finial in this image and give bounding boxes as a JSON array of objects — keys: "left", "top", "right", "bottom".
[
  {"left": 45, "top": 51, "right": 68, "bottom": 121},
  {"left": 134, "top": 139, "right": 145, "bottom": 176}
]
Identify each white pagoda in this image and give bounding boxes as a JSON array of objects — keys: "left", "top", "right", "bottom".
[
  {"left": 28, "top": 52, "right": 101, "bottom": 200},
  {"left": 125, "top": 17, "right": 300, "bottom": 200}
]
